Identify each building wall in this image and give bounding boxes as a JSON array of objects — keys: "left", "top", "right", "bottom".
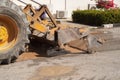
[
  {"left": 114, "top": 0, "right": 120, "bottom": 7},
  {"left": 12, "top": 0, "right": 120, "bottom": 18},
  {"left": 47, "top": 0, "right": 120, "bottom": 18},
  {"left": 12, "top": 0, "right": 93, "bottom": 18},
  {"left": 39, "top": 0, "right": 92, "bottom": 18}
]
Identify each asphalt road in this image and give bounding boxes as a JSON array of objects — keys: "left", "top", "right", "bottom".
[{"left": 0, "top": 50, "right": 120, "bottom": 80}]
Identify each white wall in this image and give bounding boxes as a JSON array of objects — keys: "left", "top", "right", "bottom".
[
  {"left": 114, "top": 0, "right": 120, "bottom": 7},
  {"left": 43, "top": 0, "right": 120, "bottom": 18},
  {"left": 66, "top": 0, "right": 91, "bottom": 17},
  {"left": 12, "top": 0, "right": 91, "bottom": 18},
  {"left": 12, "top": 0, "right": 120, "bottom": 18},
  {"left": 45, "top": 0, "right": 91, "bottom": 18}
]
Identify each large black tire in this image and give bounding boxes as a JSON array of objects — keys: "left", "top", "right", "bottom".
[{"left": 0, "top": 0, "right": 30, "bottom": 64}]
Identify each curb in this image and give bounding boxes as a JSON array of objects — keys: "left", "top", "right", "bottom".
[{"left": 103, "top": 23, "right": 120, "bottom": 28}]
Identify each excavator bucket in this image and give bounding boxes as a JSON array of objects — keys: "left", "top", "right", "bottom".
[
  {"left": 57, "top": 28, "right": 80, "bottom": 44},
  {"left": 56, "top": 27, "right": 102, "bottom": 53}
]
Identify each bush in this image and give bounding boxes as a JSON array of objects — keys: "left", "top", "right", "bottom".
[{"left": 72, "top": 9, "right": 120, "bottom": 26}]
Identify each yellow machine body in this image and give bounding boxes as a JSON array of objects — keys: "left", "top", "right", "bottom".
[
  {"left": 23, "top": 4, "right": 58, "bottom": 34},
  {"left": 0, "top": 26, "right": 8, "bottom": 46}
]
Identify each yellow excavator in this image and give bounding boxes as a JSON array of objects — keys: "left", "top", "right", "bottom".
[{"left": 0, "top": 0, "right": 109, "bottom": 64}]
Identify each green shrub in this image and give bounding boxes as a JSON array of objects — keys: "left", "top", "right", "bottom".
[{"left": 72, "top": 9, "right": 120, "bottom": 26}]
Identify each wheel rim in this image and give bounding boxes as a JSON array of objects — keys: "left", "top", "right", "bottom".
[{"left": 0, "top": 15, "right": 18, "bottom": 51}]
